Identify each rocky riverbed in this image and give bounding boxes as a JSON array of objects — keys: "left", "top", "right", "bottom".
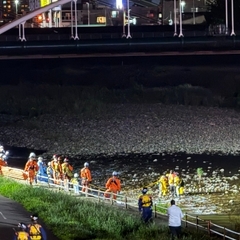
[
  {"left": 1, "top": 104, "right": 240, "bottom": 157},
  {"left": 1, "top": 104, "right": 240, "bottom": 216}
]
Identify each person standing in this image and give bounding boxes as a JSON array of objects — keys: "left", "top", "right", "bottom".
[
  {"left": 71, "top": 173, "right": 80, "bottom": 194},
  {"left": 157, "top": 174, "right": 169, "bottom": 198},
  {"left": 46, "top": 162, "right": 54, "bottom": 183},
  {"left": 138, "top": 188, "right": 153, "bottom": 223},
  {"left": 24, "top": 154, "right": 39, "bottom": 185},
  {"left": 80, "top": 162, "right": 92, "bottom": 194},
  {"left": 167, "top": 200, "right": 184, "bottom": 240},
  {"left": 61, "top": 158, "right": 73, "bottom": 191},
  {"left": 104, "top": 171, "right": 121, "bottom": 200},
  {"left": 28, "top": 214, "right": 47, "bottom": 240},
  {"left": 167, "top": 170, "right": 176, "bottom": 198},
  {"left": 53, "top": 157, "right": 63, "bottom": 184},
  {"left": 37, "top": 157, "right": 48, "bottom": 183}
]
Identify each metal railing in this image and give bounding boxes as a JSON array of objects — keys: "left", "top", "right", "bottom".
[{"left": 1, "top": 166, "right": 240, "bottom": 240}]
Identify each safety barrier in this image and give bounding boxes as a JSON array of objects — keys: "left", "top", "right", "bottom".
[{"left": 1, "top": 166, "right": 240, "bottom": 240}]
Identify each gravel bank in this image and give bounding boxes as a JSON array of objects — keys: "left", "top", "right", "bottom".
[{"left": 0, "top": 104, "right": 240, "bottom": 157}]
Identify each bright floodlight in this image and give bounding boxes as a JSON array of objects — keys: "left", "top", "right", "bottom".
[
  {"left": 180, "top": 1, "right": 186, "bottom": 6},
  {"left": 116, "top": 0, "right": 122, "bottom": 9}
]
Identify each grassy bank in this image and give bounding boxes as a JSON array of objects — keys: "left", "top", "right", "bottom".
[
  {"left": 0, "top": 83, "right": 235, "bottom": 117},
  {"left": 0, "top": 177, "right": 216, "bottom": 240}
]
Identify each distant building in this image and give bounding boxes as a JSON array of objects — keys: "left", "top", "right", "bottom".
[
  {"left": 0, "top": 0, "right": 210, "bottom": 26},
  {"left": 162, "top": 0, "right": 209, "bottom": 25},
  {"left": 0, "top": 0, "right": 29, "bottom": 23}
]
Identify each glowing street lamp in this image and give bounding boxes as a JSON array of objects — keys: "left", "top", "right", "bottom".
[
  {"left": 178, "top": 0, "right": 184, "bottom": 37},
  {"left": 230, "top": 0, "right": 235, "bottom": 36},
  {"left": 116, "top": 0, "right": 122, "bottom": 10},
  {"left": 15, "top": 0, "right": 19, "bottom": 15},
  {"left": 181, "top": 1, "right": 186, "bottom": 13},
  {"left": 173, "top": 0, "right": 177, "bottom": 36}
]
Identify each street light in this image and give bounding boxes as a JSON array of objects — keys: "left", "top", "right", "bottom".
[
  {"left": 126, "top": 0, "right": 131, "bottom": 38},
  {"left": 181, "top": 1, "right": 186, "bottom": 13},
  {"left": 15, "top": 0, "right": 19, "bottom": 16},
  {"left": 230, "top": 0, "right": 235, "bottom": 36},
  {"left": 173, "top": 0, "right": 177, "bottom": 36},
  {"left": 86, "top": 2, "right": 90, "bottom": 25},
  {"left": 178, "top": 0, "right": 184, "bottom": 37},
  {"left": 225, "top": 0, "right": 228, "bottom": 35}
]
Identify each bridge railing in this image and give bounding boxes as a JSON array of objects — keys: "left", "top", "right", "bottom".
[{"left": 1, "top": 166, "right": 240, "bottom": 240}]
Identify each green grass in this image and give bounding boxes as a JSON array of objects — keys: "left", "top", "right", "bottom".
[
  {"left": 0, "top": 177, "right": 217, "bottom": 240},
  {"left": 0, "top": 83, "right": 224, "bottom": 117}
]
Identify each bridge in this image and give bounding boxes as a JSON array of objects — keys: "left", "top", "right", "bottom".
[{"left": 0, "top": 0, "right": 239, "bottom": 58}]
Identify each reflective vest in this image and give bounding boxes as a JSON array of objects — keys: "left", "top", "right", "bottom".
[{"left": 139, "top": 194, "right": 152, "bottom": 207}]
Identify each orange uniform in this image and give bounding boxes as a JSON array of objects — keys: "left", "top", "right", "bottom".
[
  {"left": 104, "top": 176, "right": 121, "bottom": 200},
  {"left": 80, "top": 167, "right": 92, "bottom": 192},
  {"left": 24, "top": 159, "right": 39, "bottom": 185},
  {"left": 0, "top": 157, "right": 7, "bottom": 175},
  {"left": 50, "top": 157, "right": 63, "bottom": 184}
]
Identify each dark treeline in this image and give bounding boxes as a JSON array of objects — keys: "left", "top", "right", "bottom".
[{"left": 1, "top": 56, "right": 240, "bottom": 116}]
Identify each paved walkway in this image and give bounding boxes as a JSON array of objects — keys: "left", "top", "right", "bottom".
[{"left": 0, "top": 194, "right": 59, "bottom": 240}]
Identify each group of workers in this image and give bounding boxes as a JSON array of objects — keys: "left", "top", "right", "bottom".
[
  {"left": 14, "top": 214, "right": 47, "bottom": 240},
  {"left": 157, "top": 170, "right": 185, "bottom": 199},
  {"left": 138, "top": 170, "right": 185, "bottom": 224},
  {"left": 0, "top": 146, "right": 187, "bottom": 238},
  {"left": 23, "top": 152, "right": 122, "bottom": 200}
]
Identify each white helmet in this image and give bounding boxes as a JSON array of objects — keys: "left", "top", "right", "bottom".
[
  {"left": 112, "top": 171, "right": 118, "bottom": 176},
  {"left": 38, "top": 157, "right": 43, "bottom": 162},
  {"left": 29, "top": 152, "right": 36, "bottom": 158},
  {"left": 0, "top": 145, "right": 3, "bottom": 150},
  {"left": 30, "top": 214, "right": 38, "bottom": 221},
  {"left": 84, "top": 162, "right": 89, "bottom": 167},
  {"left": 18, "top": 222, "right": 27, "bottom": 230},
  {"left": 47, "top": 162, "right": 51, "bottom": 166},
  {"left": 74, "top": 173, "right": 79, "bottom": 178}
]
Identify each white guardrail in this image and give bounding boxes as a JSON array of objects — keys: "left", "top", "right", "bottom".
[{"left": 2, "top": 166, "right": 240, "bottom": 240}]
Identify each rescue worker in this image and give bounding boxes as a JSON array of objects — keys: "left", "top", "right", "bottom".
[
  {"left": 80, "top": 162, "right": 92, "bottom": 194},
  {"left": 178, "top": 176, "right": 185, "bottom": 197},
  {"left": 46, "top": 162, "right": 53, "bottom": 183},
  {"left": 158, "top": 174, "right": 169, "bottom": 198},
  {"left": 37, "top": 157, "right": 47, "bottom": 182},
  {"left": 167, "top": 170, "right": 176, "bottom": 198},
  {"left": 0, "top": 153, "right": 7, "bottom": 175},
  {"left": 138, "top": 188, "right": 153, "bottom": 223},
  {"left": 174, "top": 173, "right": 181, "bottom": 197},
  {"left": 104, "top": 171, "right": 121, "bottom": 200},
  {"left": 51, "top": 156, "right": 62, "bottom": 184},
  {"left": 28, "top": 214, "right": 47, "bottom": 240},
  {"left": 71, "top": 173, "right": 80, "bottom": 194},
  {"left": 0, "top": 145, "right": 9, "bottom": 163},
  {"left": 61, "top": 158, "right": 73, "bottom": 191},
  {"left": 13, "top": 222, "right": 31, "bottom": 240},
  {"left": 62, "top": 158, "right": 73, "bottom": 180},
  {"left": 24, "top": 154, "right": 39, "bottom": 185}
]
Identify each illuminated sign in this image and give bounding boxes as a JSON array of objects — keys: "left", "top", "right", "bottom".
[
  {"left": 40, "top": 0, "right": 50, "bottom": 7},
  {"left": 97, "top": 16, "right": 106, "bottom": 24}
]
